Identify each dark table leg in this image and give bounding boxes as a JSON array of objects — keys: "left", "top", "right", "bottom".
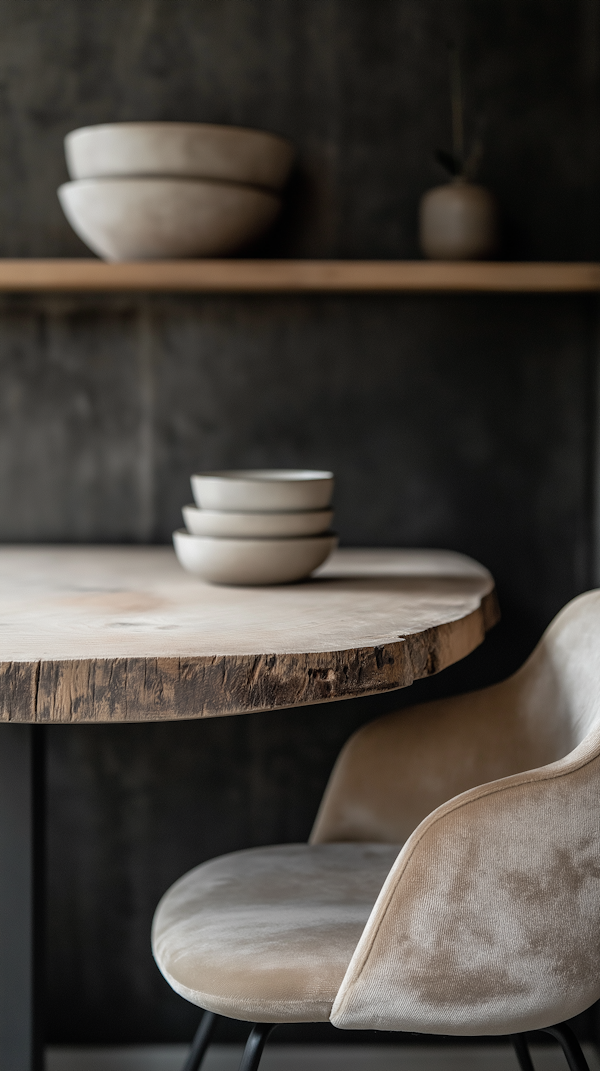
[{"left": 0, "top": 725, "right": 45, "bottom": 1071}]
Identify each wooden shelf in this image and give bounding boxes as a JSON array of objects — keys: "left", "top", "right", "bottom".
[{"left": 0, "top": 259, "right": 597, "bottom": 293}]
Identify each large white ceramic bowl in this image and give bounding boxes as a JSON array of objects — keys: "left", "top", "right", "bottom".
[
  {"left": 173, "top": 530, "right": 338, "bottom": 585},
  {"left": 191, "top": 470, "right": 334, "bottom": 513},
  {"left": 65, "top": 122, "right": 295, "bottom": 191},
  {"left": 182, "top": 504, "right": 334, "bottom": 538},
  {"left": 58, "top": 178, "right": 281, "bottom": 261}
]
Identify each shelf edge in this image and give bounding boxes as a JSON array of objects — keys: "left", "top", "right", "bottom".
[{"left": 0, "top": 259, "right": 597, "bottom": 292}]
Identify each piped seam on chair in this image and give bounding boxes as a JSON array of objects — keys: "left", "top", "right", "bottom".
[{"left": 331, "top": 725, "right": 600, "bottom": 1019}]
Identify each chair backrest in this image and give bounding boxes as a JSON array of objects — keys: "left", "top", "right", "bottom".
[
  {"left": 311, "top": 590, "right": 600, "bottom": 845},
  {"left": 327, "top": 592, "right": 600, "bottom": 1035},
  {"left": 507, "top": 588, "right": 600, "bottom": 750}
]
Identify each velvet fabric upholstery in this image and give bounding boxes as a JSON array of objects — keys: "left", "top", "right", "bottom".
[
  {"left": 327, "top": 591, "right": 600, "bottom": 1033},
  {"left": 152, "top": 842, "right": 399, "bottom": 1023},
  {"left": 152, "top": 591, "right": 600, "bottom": 1034},
  {"left": 310, "top": 593, "right": 597, "bottom": 845}
]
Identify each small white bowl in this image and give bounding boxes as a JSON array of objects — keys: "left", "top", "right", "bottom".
[
  {"left": 173, "top": 530, "right": 338, "bottom": 585},
  {"left": 65, "top": 122, "right": 295, "bottom": 191},
  {"left": 58, "top": 178, "right": 281, "bottom": 261},
  {"left": 191, "top": 470, "right": 334, "bottom": 513},
  {"left": 182, "top": 504, "right": 334, "bottom": 538}
]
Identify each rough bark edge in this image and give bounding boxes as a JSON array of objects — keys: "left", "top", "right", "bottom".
[{"left": 0, "top": 589, "right": 499, "bottom": 724}]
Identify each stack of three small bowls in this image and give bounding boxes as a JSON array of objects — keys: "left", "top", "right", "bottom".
[{"left": 174, "top": 470, "right": 337, "bottom": 585}]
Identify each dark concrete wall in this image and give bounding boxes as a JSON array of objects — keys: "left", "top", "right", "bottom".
[
  {"left": 0, "top": 0, "right": 599, "bottom": 260},
  {"left": 0, "top": 0, "right": 597, "bottom": 1045}
]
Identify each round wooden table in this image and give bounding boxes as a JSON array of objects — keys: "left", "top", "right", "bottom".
[{"left": 0, "top": 545, "right": 498, "bottom": 1069}]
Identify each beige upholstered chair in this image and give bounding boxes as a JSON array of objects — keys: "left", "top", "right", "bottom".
[{"left": 152, "top": 591, "right": 600, "bottom": 1071}]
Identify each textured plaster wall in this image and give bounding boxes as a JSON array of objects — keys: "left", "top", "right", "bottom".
[{"left": 0, "top": 0, "right": 597, "bottom": 1045}]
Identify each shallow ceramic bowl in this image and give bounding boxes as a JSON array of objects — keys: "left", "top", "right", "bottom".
[
  {"left": 182, "top": 504, "right": 334, "bottom": 538},
  {"left": 191, "top": 470, "right": 334, "bottom": 513},
  {"left": 65, "top": 122, "right": 295, "bottom": 191},
  {"left": 58, "top": 178, "right": 281, "bottom": 261},
  {"left": 173, "top": 530, "right": 338, "bottom": 586}
]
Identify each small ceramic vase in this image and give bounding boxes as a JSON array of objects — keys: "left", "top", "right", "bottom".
[{"left": 419, "top": 178, "right": 498, "bottom": 259}]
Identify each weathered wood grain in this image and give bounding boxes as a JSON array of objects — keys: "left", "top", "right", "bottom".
[{"left": 0, "top": 547, "right": 498, "bottom": 723}]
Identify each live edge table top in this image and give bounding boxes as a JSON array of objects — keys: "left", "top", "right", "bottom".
[{"left": 0, "top": 546, "right": 498, "bottom": 724}]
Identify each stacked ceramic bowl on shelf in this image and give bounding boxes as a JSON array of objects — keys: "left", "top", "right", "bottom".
[
  {"left": 173, "top": 470, "right": 337, "bottom": 585},
  {"left": 58, "top": 121, "right": 295, "bottom": 261}
]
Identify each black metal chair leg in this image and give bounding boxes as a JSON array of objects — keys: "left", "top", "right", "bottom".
[
  {"left": 542, "top": 1023, "right": 591, "bottom": 1071},
  {"left": 181, "top": 1010, "right": 219, "bottom": 1071},
  {"left": 512, "top": 1033, "right": 536, "bottom": 1071},
  {"left": 237, "top": 1023, "right": 276, "bottom": 1071}
]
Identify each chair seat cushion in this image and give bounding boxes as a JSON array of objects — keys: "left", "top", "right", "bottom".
[{"left": 152, "top": 842, "right": 399, "bottom": 1023}]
